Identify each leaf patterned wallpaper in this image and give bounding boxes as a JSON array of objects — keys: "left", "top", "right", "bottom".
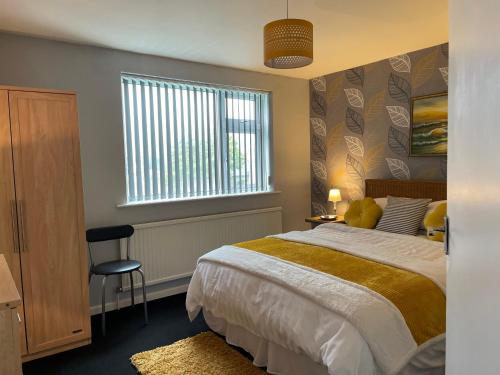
[{"left": 310, "top": 43, "right": 448, "bottom": 216}]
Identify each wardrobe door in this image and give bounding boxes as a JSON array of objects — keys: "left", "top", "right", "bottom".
[
  {"left": 0, "top": 90, "right": 27, "bottom": 355},
  {"left": 9, "top": 91, "right": 90, "bottom": 354}
]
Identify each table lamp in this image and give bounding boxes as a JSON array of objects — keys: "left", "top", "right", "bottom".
[{"left": 324, "top": 188, "right": 342, "bottom": 220}]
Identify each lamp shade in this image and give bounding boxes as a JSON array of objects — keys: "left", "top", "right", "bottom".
[
  {"left": 328, "top": 188, "right": 342, "bottom": 203},
  {"left": 263, "top": 18, "right": 313, "bottom": 69}
]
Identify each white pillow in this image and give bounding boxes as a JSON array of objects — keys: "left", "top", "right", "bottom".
[
  {"left": 374, "top": 197, "right": 388, "bottom": 210},
  {"left": 421, "top": 200, "right": 447, "bottom": 229}
]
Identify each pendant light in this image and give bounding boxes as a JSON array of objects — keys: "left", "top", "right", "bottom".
[{"left": 263, "top": 0, "right": 313, "bottom": 69}]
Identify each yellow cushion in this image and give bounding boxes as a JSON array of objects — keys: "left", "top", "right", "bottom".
[
  {"left": 424, "top": 203, "right": 447, "bottom": 242},
  {"left": 344, "top": 198, "right": 383, "bottom": 229}
]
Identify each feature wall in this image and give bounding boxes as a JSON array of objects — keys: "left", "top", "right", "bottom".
[{"left": 309, "top": 43, "right": 448, "bottom": 215}]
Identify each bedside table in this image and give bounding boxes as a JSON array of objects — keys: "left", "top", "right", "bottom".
[{"left": 305, "top": 215, "right": 345, "bottom": 228}]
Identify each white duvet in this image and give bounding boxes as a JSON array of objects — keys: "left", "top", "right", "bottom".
[{"left": 186, "top": 224, "right": 446, "bottom": 375}]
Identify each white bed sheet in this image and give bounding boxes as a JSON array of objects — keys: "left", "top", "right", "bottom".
[
  {"left": 188, "top": 256, "right": 379, "bottom": 374},
  {"left": 203, "top": 311, "right": 445, "bottom": 375}
]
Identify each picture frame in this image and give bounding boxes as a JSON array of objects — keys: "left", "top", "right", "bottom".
[{"left": 409, "top": 92, "right": 448, "bottom": 156}]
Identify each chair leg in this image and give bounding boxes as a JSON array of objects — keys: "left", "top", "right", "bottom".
[
  {"left": 130, "top": 272, "right": 135, "bottom": 307},
  {"left": 137, "top": 268, "right": 148, "bottom": 325},
  {"left": 101, "top": 275, "right": 107, "bottom": 336}
]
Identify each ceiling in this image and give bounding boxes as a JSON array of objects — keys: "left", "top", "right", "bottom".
[{"left": 0, "top": 0, "right": 448, "bottom": 79}]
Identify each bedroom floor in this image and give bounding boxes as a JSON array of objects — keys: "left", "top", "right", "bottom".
[{"left": 22, "top": 293, "right": 208, "bottom": 375}]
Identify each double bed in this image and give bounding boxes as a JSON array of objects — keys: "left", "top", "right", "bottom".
[{"left": 186, "top": 179, "right": 447, "bottom": 375}]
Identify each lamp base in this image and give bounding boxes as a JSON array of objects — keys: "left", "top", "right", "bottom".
[{"left": 320, "top": 214, "right": 337, "bottom": 221}]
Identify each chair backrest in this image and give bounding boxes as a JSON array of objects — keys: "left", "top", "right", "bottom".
[{"left": 86, "top": 225, "right": 134, "bottom": 243}]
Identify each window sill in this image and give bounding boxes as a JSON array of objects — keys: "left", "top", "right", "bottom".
[{"left": 117, "top": 190, "right": 281, "bottom": 208}]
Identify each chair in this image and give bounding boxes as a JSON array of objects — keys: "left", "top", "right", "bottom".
[{"left": 86, "top": 225, "right": 148, "bottom": 335}]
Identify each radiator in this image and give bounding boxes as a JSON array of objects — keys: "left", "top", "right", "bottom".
[{"left": 120, "top": 207, "right": 282, "bottom": 292}]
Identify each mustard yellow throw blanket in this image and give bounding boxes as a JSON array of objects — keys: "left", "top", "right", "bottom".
[{"left": 236, "top": 237, "right": 445, "bottom": 346}]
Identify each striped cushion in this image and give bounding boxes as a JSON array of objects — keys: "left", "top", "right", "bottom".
[{"left": 375, "top": 196, "right": 432, "bottom": 236}]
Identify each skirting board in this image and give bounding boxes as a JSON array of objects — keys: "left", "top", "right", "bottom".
[{"left": 89, "top": 283, "right": 189, "bottom": 316}]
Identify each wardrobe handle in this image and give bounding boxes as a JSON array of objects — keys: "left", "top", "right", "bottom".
[
  {"left": 18, "top": 200, "right": 26, "bottom": 253},
  {"left": 10, "top": 200, "right": 19, "bottom": 253}
]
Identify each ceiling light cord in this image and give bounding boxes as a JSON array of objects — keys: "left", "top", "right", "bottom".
[{"left": 286, "top": 0, "right": 289, "bottom": 19}]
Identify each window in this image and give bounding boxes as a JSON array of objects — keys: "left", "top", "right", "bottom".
[{"left": 121, "top": 74, "right": 272, "bottom": 203}]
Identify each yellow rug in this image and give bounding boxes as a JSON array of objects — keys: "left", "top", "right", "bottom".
[{"left": 130, "top": 331, "right": 266, "bottom": 375}]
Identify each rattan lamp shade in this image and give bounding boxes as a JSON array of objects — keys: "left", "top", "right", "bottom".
[{"left": 264, "top": 18, "right": 313, "bottom": 69}]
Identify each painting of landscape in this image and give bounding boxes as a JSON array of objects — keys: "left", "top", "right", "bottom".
[{"left": 410, "top": 93, "right": 448, "bottom": 156}]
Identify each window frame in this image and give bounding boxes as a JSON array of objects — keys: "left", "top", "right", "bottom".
[{"left": 118, "top": 73, "right": 275, "bottom": 206}]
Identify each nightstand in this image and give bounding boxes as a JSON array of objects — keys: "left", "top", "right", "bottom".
[{"left": 305, "top": 215, "right": 345, "bottom": 228}]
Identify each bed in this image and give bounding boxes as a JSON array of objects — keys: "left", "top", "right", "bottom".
[{"left": 186, "top": 179, "right": 447, "bottom": 375}]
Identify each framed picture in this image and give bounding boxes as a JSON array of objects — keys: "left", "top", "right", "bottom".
[{"left": 410, "top": 92, "right": 448, "bottom": 156}]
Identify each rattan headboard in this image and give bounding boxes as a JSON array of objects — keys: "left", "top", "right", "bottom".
[{"left": 365, "top": 179, "right": 446, "bottom": 201}]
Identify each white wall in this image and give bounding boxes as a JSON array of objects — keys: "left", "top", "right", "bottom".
[
  {"left": 0, "top": 32, "right": 310, "bottom": 307},
  {"left": 448, "top": 0, "right": 500, "bottom": 373}
]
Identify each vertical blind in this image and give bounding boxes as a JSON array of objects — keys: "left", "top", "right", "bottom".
[{"left": 121, "top": 74, "right": 272, "bottom": 203}]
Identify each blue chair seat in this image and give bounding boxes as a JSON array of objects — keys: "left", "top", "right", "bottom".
[{"left": 93, "top": 260, "right": 142, "bottom": 275}]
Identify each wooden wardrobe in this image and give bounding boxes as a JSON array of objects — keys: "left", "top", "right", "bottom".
[{"left": 0, "top": 86, "right": 90, "bottom": 361}]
